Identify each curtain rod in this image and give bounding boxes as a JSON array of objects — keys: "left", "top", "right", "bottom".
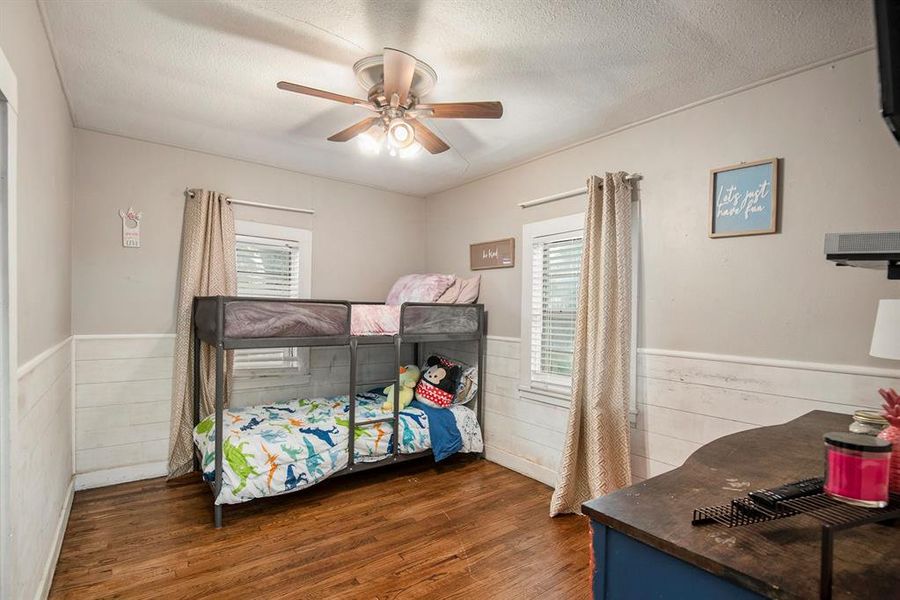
[
  {"left": 185, "top": 189, "right": 315, "bottom": 215},
  {"left": 517, "top": 173, "right": 642, "bottom": 209}
]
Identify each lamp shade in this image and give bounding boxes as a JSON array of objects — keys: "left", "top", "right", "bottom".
[{"left": 871, "top": 299, "right": 900, "bottom": 360}]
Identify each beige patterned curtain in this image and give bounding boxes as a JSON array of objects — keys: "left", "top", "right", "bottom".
[
  {"left": 167, "top": 189, "right": 237, "bottom": 478},
  {"left": 550, "top": 173, "right": 633, "bottom": 516}
]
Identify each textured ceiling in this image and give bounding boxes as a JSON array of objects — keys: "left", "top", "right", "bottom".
[{"left": 40, "top": 0, "right": 873, "bottom": 196}]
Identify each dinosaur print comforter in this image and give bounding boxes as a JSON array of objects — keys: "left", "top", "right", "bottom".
[{"left": 193, "top": 392, "right": 482, "bottom": 504}]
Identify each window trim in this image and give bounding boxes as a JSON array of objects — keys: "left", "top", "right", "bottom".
[
  {"left": 519, "top": 207, "right": 639, "bottom": 425},
  {"left": 519, "top": 212, "right": 585, "bottom": 404},
  {"left": 0, "top": 49, "right": 17, "bottom": 600},
  {"left": 233, "top": 220, "right": 312, "bottom": 376}
]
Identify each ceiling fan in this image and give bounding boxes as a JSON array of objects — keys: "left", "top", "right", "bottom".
[{"left": 277, "top": 48, "right": 503, "bottom": 157}]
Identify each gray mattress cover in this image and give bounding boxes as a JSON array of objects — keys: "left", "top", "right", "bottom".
[
  {"left": 199, "top": 300, "right": 480, "bottom": 339},
  {"left": 401, "top": 304, "right": 480, "bottom": 335},
  {"left": 223, "top": 301, "right": 349, "bottom": 338}
]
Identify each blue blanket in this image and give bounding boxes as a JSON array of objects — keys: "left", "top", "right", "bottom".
[{"left": 409, "top": 400, "right": 462, "bottom": 461}]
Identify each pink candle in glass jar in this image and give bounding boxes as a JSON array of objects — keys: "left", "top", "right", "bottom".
[{"left": 823, "top": 432, "right": 892, "bottom": 508}]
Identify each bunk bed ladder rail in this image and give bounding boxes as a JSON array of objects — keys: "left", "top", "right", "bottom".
[
  {"left": 190, "top": 296, "right": 228, "bottom": 528},
  {"left": 347, "top": 335, "right": 402, "bottom": 469},
  {"left": 477, "top": 309, "right": 486, "bottom": 459},
  {"left": 347, "top": 338, "right": 357, "bottom": 468},
  {"left": 392, "top": 335, "right": 401, "bottom": 458},
  {"left": 191, "top": 298, "right": 200, "bottom": 472},
  {"left": 191, "top": 295, "right": 227, "bottom": 528},
  {"left": 213, "top": 296, "right": 225, "bottom": 529}
]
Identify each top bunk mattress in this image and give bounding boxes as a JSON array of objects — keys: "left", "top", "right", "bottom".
[
  {"left": 194, "top": 297, "right": 482, "bottom": 341},
  {"left": 196, "top": 299, "right": 350, "bottom": 340},
  {"left": 350, "top": 304, "right": 480, "bottom": 336}
]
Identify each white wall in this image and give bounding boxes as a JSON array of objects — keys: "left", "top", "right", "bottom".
[
  {"left": 1, "top": 4, "right": 73, "bottom": 367},
  {"left": 3, "top": 5, "right": 892, "bottom": 596},
  {"left": 65, "top": 37, "right": 900, "bottom": 512},
  {"left": 71, "top": 130, "right": 425, "bottom": 487},
  {"left": 423, "top": 52, "right": 900, "bottom": 486},
  {"left": 72, "top": 51, "right": 900, "bottom": 495},
  {"left": 0, "top": 1, "right": 74, "bottom": 598},
  {"left": 439, "top": 337, "right": 899, "bottom": 487},
  {"left": 425, "top": 51, "right": 900, "bottom": 368},
  {"left": 72, "top": 128, "right": 426, "bottom": 335}
]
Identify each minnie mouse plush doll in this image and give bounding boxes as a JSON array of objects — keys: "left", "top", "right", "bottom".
[{"left": 414, "top": 355, "right": 461, "bottom": 408}]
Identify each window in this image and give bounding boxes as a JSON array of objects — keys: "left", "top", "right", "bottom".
[
  {"left": 521, "top": 213, "right": 585, "bottom": 399},
  {"left": 519, "top": 205, "right": 640, "bottom": 422},
  {"left": 233, "top": 220, "right": 311, "bottom": 372},
  {"left": 531, "top": 230, "right": 584, "bottom": 383}
]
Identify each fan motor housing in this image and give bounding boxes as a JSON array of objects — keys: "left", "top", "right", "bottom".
[{"left": 353, "top": 54, "right": 437, "bottom": 102}]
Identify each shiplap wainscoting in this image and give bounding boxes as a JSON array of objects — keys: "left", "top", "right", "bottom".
[
  {"left": 429, "top": 338, "right": 900, "bottom": 488},
  {"left": 426, "top": 337, "right": 565, "bottom": 487},
  {"left": 632, "top": 350, "right": 900, "bottom": 480},
  {"left": 73, "top": 334, "right": 900, "bottom": 494},
  {"left": 74, "top": 335, "right": 173, "bottom": 489},
  {"left": 73, "top": 335, "right": 411, "bottom": 490},
  {"left": 15, "top": 338, "right": 74, "bottom": 600}
]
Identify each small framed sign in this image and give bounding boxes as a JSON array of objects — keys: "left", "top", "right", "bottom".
[
  {"left": 470, "top": 238, "right": 515, "bottom": 270},
  {"left": 709, "top": 158, "right": 779, "bottom": 238},
  {"left": 118, "top": 207, "right": 143, "bottom": 248}
]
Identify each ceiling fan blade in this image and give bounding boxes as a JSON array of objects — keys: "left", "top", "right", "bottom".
[
  {"left": 327, "top": 117, "right": 382, "bottom": 142},
  {"left": 410, "top": 119, "right": 450, "bottom": 154},
  {"left": 277, "top": 81, "right": 372, "bottom": 108},
  {"left": 383, "top": 48, "right": 417, "bottom": 106},
  {"left": 415, "top": 101, "right": 503, "bottom": 119}
]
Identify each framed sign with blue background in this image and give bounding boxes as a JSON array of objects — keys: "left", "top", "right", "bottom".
[{"left": 709, "top": 158, "right": 779, "bottom": 238}]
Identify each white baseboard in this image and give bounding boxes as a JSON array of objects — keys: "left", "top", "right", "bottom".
[
  {"left": 485, "top": 444, "right": 557, "bottom": 488},
  {"left": 75, "top": 461, "right": 167, "bottom": 491},
  {"left": 36, "top": 477, "right": 73, "bottom": 600}
]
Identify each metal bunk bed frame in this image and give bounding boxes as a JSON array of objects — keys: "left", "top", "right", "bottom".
[{"left": 191, "top": 296, "right": 486, "bottom": 528}]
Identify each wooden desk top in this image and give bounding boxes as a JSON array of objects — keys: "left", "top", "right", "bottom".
[{"left": 583, "top": 411, "right": 900, "bottom": 599}]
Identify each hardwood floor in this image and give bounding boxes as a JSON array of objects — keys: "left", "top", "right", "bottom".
[{"left": 50, "top": 457, "right": 590, "bottom": 599}]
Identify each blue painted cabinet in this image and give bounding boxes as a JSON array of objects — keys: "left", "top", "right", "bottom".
[{"left": 591, "top": 522, "right": 764, "bottom": 599}]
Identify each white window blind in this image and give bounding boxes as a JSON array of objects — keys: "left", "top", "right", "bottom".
[
  {"left": 234, "top": 233, "right": 303, "bottom": 370},
  {"left": 529, "top": 231, "right": 583, "bottom": 388}
]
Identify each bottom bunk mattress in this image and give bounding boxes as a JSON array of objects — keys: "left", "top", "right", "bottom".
[{"left": 193, "top": 392, "right": 483, "bottom": 505}]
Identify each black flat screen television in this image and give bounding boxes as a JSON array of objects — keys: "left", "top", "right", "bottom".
[{"left": 875, "top": 0, "right": 900, "bottom": 143}]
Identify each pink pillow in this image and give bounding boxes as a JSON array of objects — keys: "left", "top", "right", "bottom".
[
  {"left": 386, "top": 274, "right": 455, "bottom": 305},
  {"left": 436, "top": 279, "right": 462, "bottom": 303},
  {"left": 456, "top": 275, "right": 481, "bottom": 303}
]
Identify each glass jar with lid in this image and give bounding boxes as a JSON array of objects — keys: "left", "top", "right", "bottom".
[
  {"left": 849, "top": 410, "right": 888, "bottom": 436},
  {"left": 824, "top": 432, "right": 892, "bottom": 508}
]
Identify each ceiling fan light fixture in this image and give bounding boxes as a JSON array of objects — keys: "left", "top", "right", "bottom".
[
  {"left": 279, "top": 47, "right": 501, "bottom": 158},
  {"left": 387, "top": 118, "right": 415, "bottom": 149},
  {"left": 398, "top": 141, "right": 422, "bottom": 159}
]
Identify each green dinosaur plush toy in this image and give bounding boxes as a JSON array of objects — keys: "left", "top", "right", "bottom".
[{"left": 381, "top": 364, "right": 421, "bottom": 412}]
